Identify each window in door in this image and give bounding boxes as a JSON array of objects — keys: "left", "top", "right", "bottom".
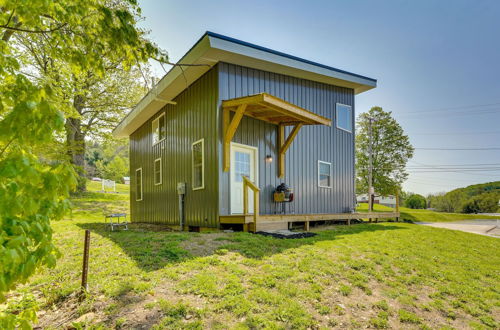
[{"left": 234, "top": 151, "right": 251, "bottom": 182}]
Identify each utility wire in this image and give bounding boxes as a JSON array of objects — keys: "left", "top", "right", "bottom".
[
  {"left": 414, "top": 147, "right": 500, "bottom": 150},
  {"left": 410, "top": 130, "right": 500, "bottom": 136},
  {"left": 398, "top": 101, "right": 500, "bottom": 115}
]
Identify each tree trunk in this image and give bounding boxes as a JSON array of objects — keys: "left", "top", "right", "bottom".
[{"left": 66, "top": 95, "right": 86, "bottom": 192}]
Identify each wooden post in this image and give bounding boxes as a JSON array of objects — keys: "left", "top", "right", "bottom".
[
  {"left": 395, "top": 190, "right": 400, "bottom": 222},
  {"left": 81, "top": 230, "right": 90, "bottom": 294},
  {"left": 278, "top": 123, "right": 303, "bottom": 179},
  {"left": 223, "top": 104, "right": 247, "bottom": 172},
  {"left": 253, "top": 189, "right": 259, "bottom": 233},
  {"left": 222, "top": 108, "right": 230, "bottom": 172},
  {"left": 242, "top": 176, "right": 260, "bottom": 233},
  {"left": 243, "top": 178, "right": 248, "bottom": 215},
  {"left": 278, "top": 124, "right": 285, "bottom": 178}
]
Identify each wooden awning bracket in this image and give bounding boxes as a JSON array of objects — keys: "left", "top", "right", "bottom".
[
  {"left": 221, "top": 93, "right": 331, "bottom": 175},
  {"left": 278, "top": 123, "right": 303, "bottom": 178},
  {"left": 223, "top": 104, "right": 247, "bottom": 172}
]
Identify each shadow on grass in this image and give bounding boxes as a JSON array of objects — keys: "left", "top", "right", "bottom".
[{"left": 77, "top": 222, "right": 404, "bottom": 272}]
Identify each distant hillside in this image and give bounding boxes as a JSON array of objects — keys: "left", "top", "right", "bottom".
[
  {"left": 428, "top": 181, "right": 500, "bottom": 213},
  {"left": 448, "top": 181, "right": 500, "bottom": 198}
]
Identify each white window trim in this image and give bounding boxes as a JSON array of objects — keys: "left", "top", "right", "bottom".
[
  {"left": 152, "top": 113, "right": 166, "bottom": 146},
  {"left": 336, "top": 103, "right": 353, "bottom": 133},
  {"left": 192, "top": 138, "right": 205, "bottom": 190},
  {"left": 230, "top": 141, "right": 259, "bottom": 185},
  {"left": 135, "top": 168, "right": 143, "bottom": 201},
  {"left": 318, "top": 160, "right": 332, "bottom": 188},
  {"left": 154, "top": 157, "right": 162, "bottom": 186}
]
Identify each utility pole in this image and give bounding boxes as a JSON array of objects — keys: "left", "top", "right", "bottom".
[{"left": 368, "top": 117, "right": 376, "bottom": 213}]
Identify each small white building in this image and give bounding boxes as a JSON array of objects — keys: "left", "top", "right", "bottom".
[
  {"left": 357, "top": 194, "right": 397, "bottom": 208},
  {"left": 123, "top": 177, "right": 130, "bottom": 185}
]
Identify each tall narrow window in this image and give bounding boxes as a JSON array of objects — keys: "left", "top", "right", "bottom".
[
  {"left": 154, "top": 158, "right": 162, "bottom": 185},
  {"left": 135, "top": 168, "right": 143, "bottom": 201},
  {"left": 336, "top": 104, "right": 353, "bottom": 133},
  {"left": 192, "top": 139, "right": 204, "bottom": 190},
  {"left": 152, "top": 113, "right": 166, "bottom": 145},
  {"left": 318, "top": 161, "right": 332, "bottom": 188}
]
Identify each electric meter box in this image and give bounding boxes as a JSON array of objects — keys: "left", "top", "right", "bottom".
[{"left": 177, "top": 182, "right": 186, "bottom": 195}]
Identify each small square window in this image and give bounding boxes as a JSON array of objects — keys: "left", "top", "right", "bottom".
[
  {"left": 152, "top": 113, "right": 166, "bottom": 145},
  {"left": 336, "top": 104, "right": 352, "bottom": 133},
  {"left": 318, "top": 161, "right": 332, "bottom": 188},
  {"left": 154, "top": 158, "right": 162, "bottom": 185}
]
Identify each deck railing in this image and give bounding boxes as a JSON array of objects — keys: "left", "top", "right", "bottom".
[{"left": 242, "top": 176, "right": 260, "bottom": 233}]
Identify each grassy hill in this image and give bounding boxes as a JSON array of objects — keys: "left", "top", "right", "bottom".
[
  {"left": 2, "top": 186, "right": 499, "bottom": 329},
  {"left": 449, "top": 181, "right": 500, "bottom": 198},
  {"left": 356, "top": 203, "right": 500, "bottom": 222}
]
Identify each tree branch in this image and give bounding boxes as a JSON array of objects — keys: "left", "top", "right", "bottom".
[{"left": 0, "top": 23, "right": 67, "bottom": 34}]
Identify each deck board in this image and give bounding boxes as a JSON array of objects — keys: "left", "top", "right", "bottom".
[{"left": 220, "top": 212, "right": 400, "bottom": 228}]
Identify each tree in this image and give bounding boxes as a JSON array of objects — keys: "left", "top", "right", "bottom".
[
  {"left": 0, "top": 1, "right": 165, "bottom": 327},
  {"left": 462, "top": 192, "right": 500, "bottom": 214},
  {"left": 86, "top": 139, "right": 129, "bottom": 181},
  {"left": 12, "top": 20, "right": 150, "bottom": 192},
  {"left": 356, "top": 107, "right": 414, "bottom": 204},
  {"left": 405, "top": 194, "right": 427, "bottom": 209}
]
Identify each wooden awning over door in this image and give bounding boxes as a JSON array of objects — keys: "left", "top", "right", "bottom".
[{"left": 222, "top": 93, "right": 332, "bottom": 178}]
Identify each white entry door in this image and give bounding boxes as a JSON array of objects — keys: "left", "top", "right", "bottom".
[{"left": 230, "top": 143, "right": 258, "bottom": 214}]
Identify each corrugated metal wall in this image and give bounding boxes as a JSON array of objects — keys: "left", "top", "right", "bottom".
[
  {"left": 217, "top": 62, "right": 356, "bottom": 215},
  {"left": 130, "top": 67, "right": 219, "bottom": 227}
]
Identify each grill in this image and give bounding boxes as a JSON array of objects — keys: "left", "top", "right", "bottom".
[{"left": 273, "top": 183, "right": 294, "bottom": 214}]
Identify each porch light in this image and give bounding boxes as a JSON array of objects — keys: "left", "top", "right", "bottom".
[{"left": 265, "top": 155, "right": 273, "bottom": 163}]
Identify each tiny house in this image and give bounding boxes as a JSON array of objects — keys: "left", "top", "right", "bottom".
[{"left": 113, "top": 32, "right": 377, "bottom": 231}]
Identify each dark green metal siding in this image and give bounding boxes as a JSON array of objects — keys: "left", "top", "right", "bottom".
[
  {"left": 130, "top": 67, "right": 219, "bottom": 227},
  {"left": 217, "top": 63, "right": 356, "bottom": 216}
]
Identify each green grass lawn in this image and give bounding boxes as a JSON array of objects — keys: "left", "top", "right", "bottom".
[
  {"left": 2, "top": 187, "right": 500, "bottom": 329},
  {"left": 357, "top": 203, "right": 500, "bottom": 222}
]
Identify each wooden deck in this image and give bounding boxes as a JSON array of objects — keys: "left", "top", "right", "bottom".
[{"left": 220, "top": 212, "right": 400, "bottom": 232}]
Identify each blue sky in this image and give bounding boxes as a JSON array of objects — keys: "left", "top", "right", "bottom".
[{"left": 138, "top": 0, "right": 500, "bottom": 195}]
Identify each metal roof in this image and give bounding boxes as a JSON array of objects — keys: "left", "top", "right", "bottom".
[{"left": 113, "top": 31, "right": 377, "bottom": 137}]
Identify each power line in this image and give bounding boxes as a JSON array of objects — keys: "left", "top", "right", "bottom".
[
  {"left": 414, "top": 147, "right": 500, "bottom": 151},
  {"left": 408, "top": 163, "right": 500, "bottom": 167},
  {"left": 410, "top": 130, "right": 500, "bottom": 136},
  {"left": 406, "top": 180, "right": 457, "bottom": 188},
  {"left": 406, "top": 160, "right": 500, "bottom": 177},
  {"left": 398, "top": 101, "right": 500, "bottom": 115},
  {"left": 397, "top": 109, "right": 500, "bottom": 119}
]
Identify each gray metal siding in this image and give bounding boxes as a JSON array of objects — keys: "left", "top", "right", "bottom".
[
  {"left": 130, "top": 67, "right": 219, "bottom": 227},
  {"left": 217, "top": 63, "right": 355, "bottom": 215}
]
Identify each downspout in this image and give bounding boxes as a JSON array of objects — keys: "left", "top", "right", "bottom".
[{"left": 177, "top": 182, "right": 186, "bottom": 230}]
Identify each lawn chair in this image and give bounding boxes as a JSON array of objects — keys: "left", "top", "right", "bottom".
[{"left": 105, "top": 213, "right": 128, "bottom": 231}]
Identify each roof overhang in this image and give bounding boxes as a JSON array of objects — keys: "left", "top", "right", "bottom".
[
  {"left": 113, "top": 31, "right": 376, "bottom": 137},
  {"left": 222, "top": 93, "right": 331, "bottom": 126}
]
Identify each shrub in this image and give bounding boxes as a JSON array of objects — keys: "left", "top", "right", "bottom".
[{"left": 405, "top": 194, "right": 427, "bottom": 209}]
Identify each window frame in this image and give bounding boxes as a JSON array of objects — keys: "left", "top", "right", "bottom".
[
  {"left": 152, "top": 113, "right": 166, "bottom": 146},
  {"left": 191, "top": 138, "right": 205, "bottom": 190},
  {"left": 154, "top": 157, "right": 162, "bottom": 186},
  {"left": 318, "top": 160, "right": 332, "bottom": 188},
  {"left": 135, "top": 168, "right": 143, "bottom": 201},
  {"left": 336, "top": 103, "right": 353, "bottom": 133}
]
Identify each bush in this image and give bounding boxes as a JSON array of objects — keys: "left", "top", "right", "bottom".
[
  {"left": 462, "top": 193, "right": 499, "bottom": 214},
  {"left": 405, "top": 194, "right": 426, "bottom": 209}
]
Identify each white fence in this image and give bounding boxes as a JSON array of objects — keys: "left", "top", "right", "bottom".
[{"left": 101, "top": 179, "right": 116, "bottom": 192}]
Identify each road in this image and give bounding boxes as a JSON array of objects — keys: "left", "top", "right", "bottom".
[{"left": 417, "top": 219, "right": 500, "bottom": 238}]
